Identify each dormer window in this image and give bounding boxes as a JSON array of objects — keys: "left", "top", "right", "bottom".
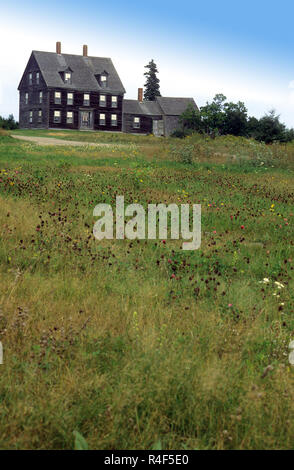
[
  {"left": 64, "top": 72, "right": 72, "bottom": 84},
  {"left": 101, "top": 74, "right": 107, "bottom": 87},
  {"left": 29, "top": 73, "right": 32, "bottom": 85},
  {"left": 95, "top": 72, "right": 108, "bottom": 88}
]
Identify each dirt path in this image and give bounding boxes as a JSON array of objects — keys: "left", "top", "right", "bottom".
[{"left": 12, "top": 135, "right": 128, "bottom": 147}]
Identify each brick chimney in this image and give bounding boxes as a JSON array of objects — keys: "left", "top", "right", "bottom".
[
  {"left": 83, "top": 45, "right": 88, "bottom": 57},
  {"left": 138, "top": 88, "right": 143, "bottom": 102},
  {"left": 56, "top": 41, "right": 61, "bottom": 54}
]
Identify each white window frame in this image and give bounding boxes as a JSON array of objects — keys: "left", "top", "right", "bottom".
[
  {"left": 111, "top": 114, "right": 117, "bottom": 126},
  {"left": 25, "top": 92, "right": 28, "bottom": 105},
  {"left": 54, "top": 110, "right": 61, "bottom": 123},
  {"left": 99, "top": 113, "right": 106, "bottom": 126},
  {"left": 67, "top": 92, "right": 74, "bottom": 105},
  {"left": 28, "top": 73, "right": 32, "bottom": 85},
  {"left": 38, "top": 110, "right": 42, "bottom": 123},
  {"left": 54, "top": 91, "right": 61, "bottom": 104},
  {"left": 133, "top": 117, "right": 140, "bottom": 129},
  {"left": 101, "top": 74, "right": 107, "bottom": 87},
  {"left": 29, "top": 110, "right": 33, "bottom": 123},
  {"left": 99, "top": 94, "right": 106, "bottom": 107},
  {"left": 83, "top": 93, "right": 90, "bottom": 106},
  {"left": 64, "top": 72, "right": 71, "bottom": 84},
  {"left": 111, "top": 96, "right": 118, "bottom": 108},
  {"left": 36, "top": 72, "right": 40, "bottom": 85},
  {"left": 39, "top": 91, "right": 43, "bottom": 104},
  {"left": 66, "top": 111, "right": 73, "bottom": 124}
]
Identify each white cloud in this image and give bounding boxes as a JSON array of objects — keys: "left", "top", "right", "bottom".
[{"left": 1, "top": 14, "right": 294, "bottom": 128}]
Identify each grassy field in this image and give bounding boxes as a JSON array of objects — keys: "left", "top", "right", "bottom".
[{"left": 0, "top": 128, "right": 294, "bottom": 450}]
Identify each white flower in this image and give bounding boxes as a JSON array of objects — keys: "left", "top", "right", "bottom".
[
  {"left": 274, "top": 281, "right": 285, "bottom": 288},
  {"left": 259, "top": 278, "right": 270, "bottom": 284}
]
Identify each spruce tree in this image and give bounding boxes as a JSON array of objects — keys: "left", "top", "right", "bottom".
[{"left": 143, "top": 59, "right": 161, "bottom": 101}]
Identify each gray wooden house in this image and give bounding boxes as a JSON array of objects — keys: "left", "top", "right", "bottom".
[
  {"left": 18, "top": 42, "right": 126, "bottom": 131},
  {"left": 123, "top": 91, "right": 198, "bottom": 136},
  {"left": 18, "top": 42, "right": 197, "bottom": 136}
]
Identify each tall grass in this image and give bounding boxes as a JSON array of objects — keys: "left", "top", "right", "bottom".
[{"left": 0, "top": 131, "right": 293, "bottom": 449}]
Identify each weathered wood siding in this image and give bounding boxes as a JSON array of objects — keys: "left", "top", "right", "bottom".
[
  {"left": 123, "top": 114, "right": 162, "bottom": 134},
  {"left": 18, "top": 54, "right": 49, "bottom": 128},
  {"left": 47, "top": 90, "right": 123, "bottom": 130},
  {"left": 163, "top": 116, "right": 182, "bottom": 136}
]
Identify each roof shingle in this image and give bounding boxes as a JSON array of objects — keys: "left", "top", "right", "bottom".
[
  {"left": 30, "top": 51, "right": 126, "bottom": 93},
  {"left": 123, "top": 99, "right": 162, "bottom": 115},
  {"left": 156, "top": 97, "right": 198, "bottom": 115}
]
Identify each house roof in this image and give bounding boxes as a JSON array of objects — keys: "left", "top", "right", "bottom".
[
  {"left": 123, "top": 97, "right": 198, "bottom": 117},
  {"left": 123, "top": 99, "right": 162, "bottom": 116},
  {"left": 156, "top": 97, "right": 198, "bottom": 115},
  {"left": 20, "top": 51, "right": 126, "bottom": 93}
]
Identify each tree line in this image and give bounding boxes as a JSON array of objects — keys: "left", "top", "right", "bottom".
[
  {"left": 177, "top": 94, "right": 294, "bottom": 143},
  {"left": 0, "top": 114, "right": 18, "bottom": 130}
]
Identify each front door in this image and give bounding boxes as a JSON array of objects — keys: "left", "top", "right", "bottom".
[
  {"left": 153, "top": 119, "right": 164, "bottom": 137},
  {"left": 79, "top": 111, "right": 93, "bottom": 129}
]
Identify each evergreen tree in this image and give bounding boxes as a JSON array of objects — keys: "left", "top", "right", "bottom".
[{"left": 143, "top": 59, "right": 161, "bottom": 101}]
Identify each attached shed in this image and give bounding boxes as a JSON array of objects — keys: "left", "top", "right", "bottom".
[
  {"left": 155, "top": 97, "right": 198, "bottom": 136},
  {"left": 122, "top": 99, "right": 163, "bottom": 135},
  {"left": 122, "top": 93, "right": 198, "bottom": 137}
]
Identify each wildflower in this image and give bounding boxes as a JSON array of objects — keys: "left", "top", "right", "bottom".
[
  {"left": 289, "top": 340, "right": 294, "bottom": 365},
  {"left": 274, "top": 281, "right": 284, "bottom": 289},
  {"left": 259, "top": 278, "right": 270, "bottom": 284}
]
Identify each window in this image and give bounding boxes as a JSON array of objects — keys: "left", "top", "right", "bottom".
[
  {"left": 54, "top": 110, "right": 61, "bottom": 123},
  {"left": 111, "top": 96, "right": 118, "bottom": 108},
  {"left": 25, "top": 93, "right": 28, "bottom": 105},
  {"left": 54, "top": 91, "right": 61, "bottom": 104},
  {"left": 64, "top": 72, "right": 71, "bottom": 84},
  {"left": 39, "top": 91, "right": 43, "bottom": 104},
  {"left": 99, "top": 113, "right": 106, "bottom": 126},
  {"left": 36, "top": 72, "right": 40, "bottom": 85},
  {"left": 28, "top": 73, "right": 32, "bottom": 85},
  {"left": 111, "top": 114, "right": 117, "bottom": 126},
  {"left": 29, "top": 110, "right": 33, "bottom": 123},
  {"left": 99, "top": 95, "right": 106, "bottom": 107},
  {"left": 101, "top": 74, "right": 107, "bottom": 87},
  {"left": 67, "top": 93, "right": 73, "bottom": 105},
  {"left": 38, "top": 110, "right": 42, "bottom": 123},
  {"left": 83, "top": 94, "right": 90, "bottom": 106},
  {"left": 67, "top": 111, "right": 73, "bottom": 124},
  {"left": 133, "top": 117, "right": 140, "bottom": 129}
]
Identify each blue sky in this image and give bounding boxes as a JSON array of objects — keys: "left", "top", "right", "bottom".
[{"left": 1, "top": 0, "right": 294, "bottom": 126}]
